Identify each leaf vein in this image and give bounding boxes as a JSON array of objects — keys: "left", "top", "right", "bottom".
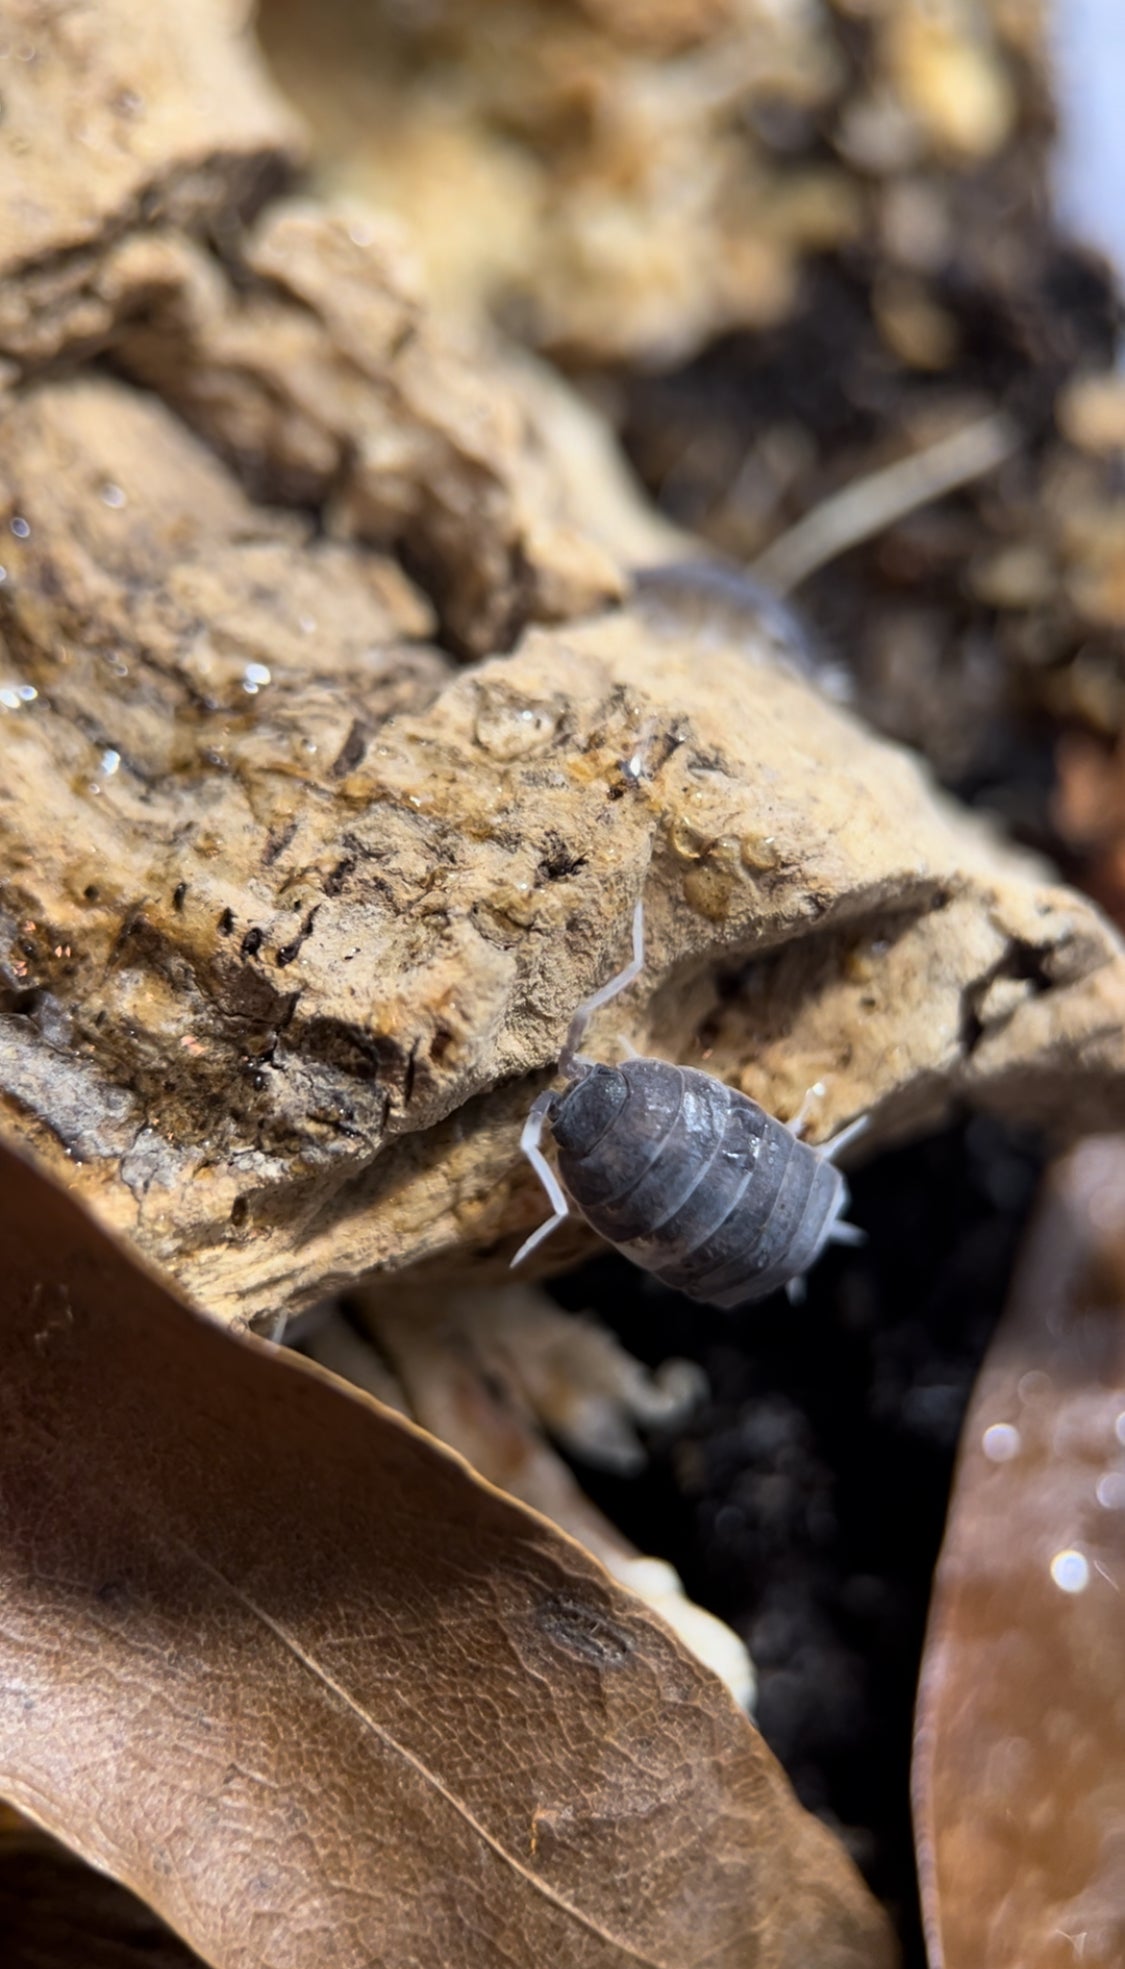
[{"left": 175, "top": 1540, "right": 671, "bottom": 1969}]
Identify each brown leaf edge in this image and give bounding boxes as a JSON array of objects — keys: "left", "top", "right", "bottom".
[
  {"left": 912, "top": 1138, "right": 1125, "bottom": 1969},
  {"left": 0, "top": 1137, "right": 894, "bottom": 1969}
]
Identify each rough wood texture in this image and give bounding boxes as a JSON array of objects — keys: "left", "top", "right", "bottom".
[
  {"left": 0, "top": 0, "right": 300, "bottom": 366},
  {"left": 3, "top": 0, "right": 1125, "bottom": 1330},
  {"left": 3, "top": 377, "right": 1125, "bottom": 1322},
  {"left": 0, "top": 0, "right": 621, "bottom": 655},
  {"left": 257, "top": 0, "right": 1029, "bottom": 364}
]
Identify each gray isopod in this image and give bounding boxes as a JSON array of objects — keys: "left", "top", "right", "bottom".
[{"left": 512, "top": 903, "right": 865, "bottom": 1308}]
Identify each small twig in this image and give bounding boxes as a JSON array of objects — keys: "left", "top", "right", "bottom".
[{"left": 749, "top": 411, "right": 1020, "bottom": 596}]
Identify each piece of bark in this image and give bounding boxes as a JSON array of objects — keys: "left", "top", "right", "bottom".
[
  {"left": 3, "top": 382, "right": 1125, "bottom": 1322},
  {"left": 256, "top": 0, "right": 855, "bottom": 361},
  {"left": 256, "top": 0, "right": 1023, "bottom": 363},
  {"left": 107, "top": 204, "right": 623, "bottom": 653},
  {"left": 0, "top": 1136, "right": 894, "bottom": 1969},
  {"left": 913, "top": 1137, "right": 1125, "bottom": 1968},
  {"left": 0, "top": 0, "right": 301, "bottom": 371},
  {"left": 0, "top": 5, "right": 622, "bottom": 657},
  {"left": 6, "top": 0, "right": 1116, "bottom": 1327}
]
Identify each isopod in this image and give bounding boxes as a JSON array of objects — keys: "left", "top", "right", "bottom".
[{"left": 512, "top": 902, "right": 865, "bottom": 1308}]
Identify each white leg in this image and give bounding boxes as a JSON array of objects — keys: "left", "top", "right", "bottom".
[
  {"left": 820, "top": 1112, "right": 869, "bottom": 1162},
  {"left": 828, "top": 1219, "right": 866, "bottom": 1246},
  {"left": 827, "top": 1178, "right": 866, "bottom": 1248},
  {"left": 560, "top": 899, "right": 645, "bottom": 1073},
  {"left": 511, "top": 1090, "right": 571, "bottom": 1268}
]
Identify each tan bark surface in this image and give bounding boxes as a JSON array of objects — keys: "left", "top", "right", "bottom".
[
  {"left": 2, "top": 0, "right": 1124, "bottom": 1331},
  {"left": 257, "top": 0, "right": 1027, "bottom": 363},
  {"left": 3, "top": 378, "right": 1125, "bottom": 1324},
  {"left": 0, "top": 0, "right": 300, "bottom": 366},
  {"left": 0, "top": 0, "right": 619, "bottom": 655}
]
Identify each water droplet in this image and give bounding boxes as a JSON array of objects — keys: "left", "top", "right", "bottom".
[
  {"left": 1096, "top": 1472, "right": 1125, "bottom": 1510},
  {"left": 298, "top": 616, "right": 316, "bottom": 636},
  {"left": 0, "top": 565, "right": 7, "bottom": 582},
  {"left": 1116, "top": 1411, "right": 1125, "bottom": 1447},
  {"left": 741, "top": 831, "right": 779, "bottom": 873},
  {"left": 982, "top": 1421, "right": 1021, "bottom": 1462},
  {"left": 668, "top": 816, "right": 709, "bottom": 861},
  {"left": 242, "top": 662, "right": 271, "bottom": 695},
  {"left": 347, "top": 218, "right": 376, "bottom": 247},
  {"left": 0, "top": 682, "right": 35, "bottom": 710},
  {"left": 474, "top": 695, "right": 559, "bottom": 761},
  {"left": 1019, "top": 1370, "right": 1052, "bottom": 1404},
  {"left": 100, "top": 482, "right": 126, "bottom": 509},
  {"left": 9, "top": 515, "right": 30, "bottom": 539},
  {"left": 17, "top": 684, "right": 36, "bottom": 702},
  {"left": 100, "top": 748, "right": 120, "bottom": 776},
  {"left": 1050, "top": 1548, "right": 1090, "bottom": 1594}
]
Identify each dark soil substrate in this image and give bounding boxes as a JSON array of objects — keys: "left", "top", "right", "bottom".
[{"left": 548, "top": 1115, "right": 1045, "bottom": 1966}]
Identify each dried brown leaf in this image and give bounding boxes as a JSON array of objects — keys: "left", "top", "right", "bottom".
[
  {"left": 913, "top": 1138, "right": 1125, "bottom": 1968},
  {"left": 0, "top": 1138, "right": 893, "bottom": 1969}
]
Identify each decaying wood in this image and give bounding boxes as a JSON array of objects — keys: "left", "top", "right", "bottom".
[
  {"left": 0, "top": 1139, "right": 895, "bottom": 1969},
  {"left": 0, "top": 0, "right": 620, "bottom": 656},
  {"left": 3, "top": 0, "right": 1125, "bottom": 1334},
  {"left": 257, "top": 0, "right": 1029, "bottom": 365},
  {"left": 4, "top": 366, "right": 1125, "bottom": 1325},
  {"left": 0, "top": 0, "right": 299, "bottom": 366}
]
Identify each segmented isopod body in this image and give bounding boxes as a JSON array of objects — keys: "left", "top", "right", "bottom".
[{"left": 513, "top": 904, "right": 863, "bottom": 1307}]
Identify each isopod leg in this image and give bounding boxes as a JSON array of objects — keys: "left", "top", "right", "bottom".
[
  {"left": 560, "top": 899, "right": 645, "bottom": 1074},
  {"left": 820, "top": 1111, "right": 869, "bottom": 1162},
  {"left": 828, "top": 1218, "right": 866, "bottom": 1246},
  {"left": 783, "top": 1216, "right": 865, "bottom": 1305},
  {"left": 511, "top": 1089, "right": 571, "bottom": 1268}
]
